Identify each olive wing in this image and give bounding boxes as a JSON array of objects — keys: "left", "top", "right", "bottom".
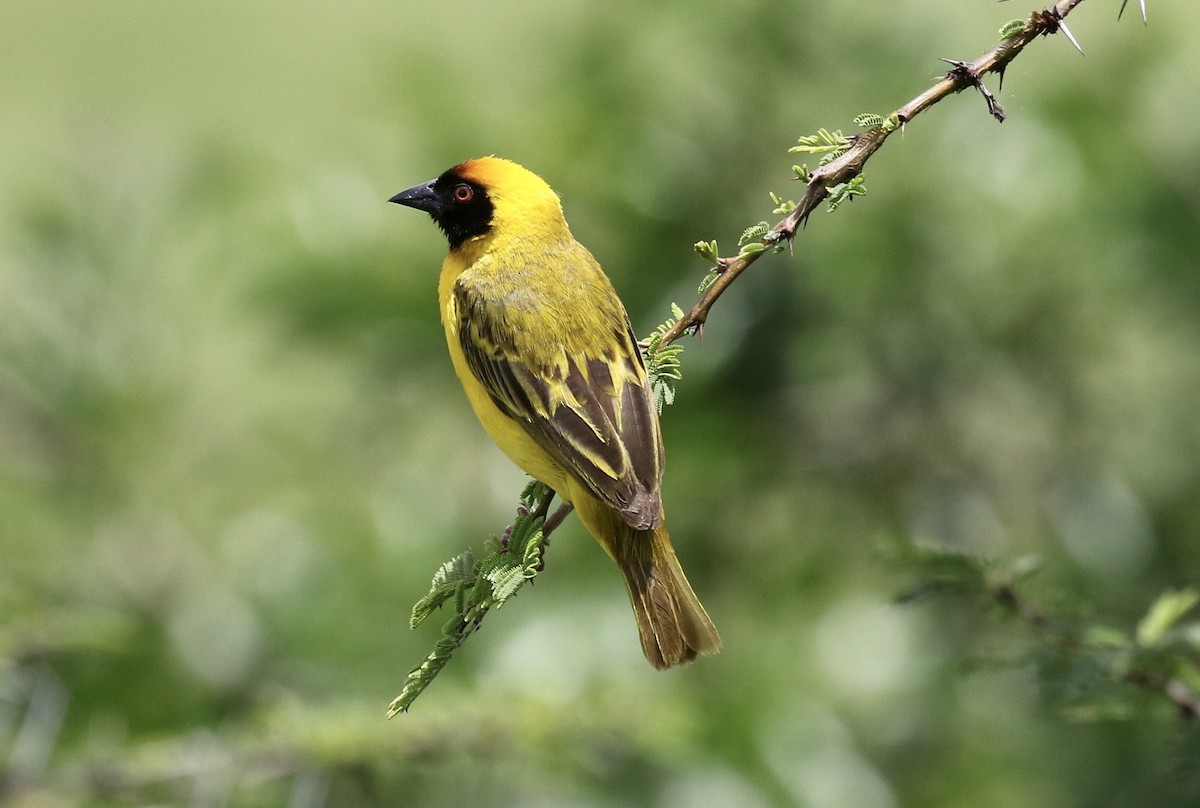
[{"left": 453, "top": 278, "right": 664, "bottom": 529}]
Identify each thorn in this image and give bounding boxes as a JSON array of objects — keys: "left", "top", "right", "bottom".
[
  {"left": 997, "top": 65, "right": 1007, "bottom": 93},
  {"left": 1032, "top": 6, "right": 1085, "bottom": 55},
  {"left": 1058, "top": 20, "right": 1085, "bottom": 55},
  {"left": 1118, "top": 0, "right": 1148, "bottom": 23},
  {"left": 941, "top": 59, "right": 1006, "bottom": 122}
]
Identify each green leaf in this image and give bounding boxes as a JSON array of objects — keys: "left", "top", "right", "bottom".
[
  {"left": 509, "top": 511, "right": 546, "bottom": 564},
  {"left": 999, "top": 19, "right": 1027, "bottom": 39},
  {"left": 854, "top": 113, "right": 884, "bottom": 128},
  {"left": 827, "top": 175, "right": 867, "bottom": 211},
  {"left": 769, "top": 192, "right": 797, "bottom": 215},
  {"left": 1083, "top": 625, "right": 1131, "bottom": 651},
  {"left": 389, "top": 610, "right": 479, "bottom": 717},
  {"left": 410, "top": 552, "right": 476, "bottom": 629},
  {"left": 642, "top": 306, "right": 688, "bottom": 414},
  {"left": 409, "top": 587, "right": 455, "bottom": 630},
  {"left": 1007, "top": 554, "right": 1044, "bottom": 582},
  {"left": 693, "top": 239, "right": 718, "bottom": 262},
  {"left": 882, "top": 538, "right": 992, "bottom": 603},
  {"left": 1137, "top": 588, "right": 1200, "bottom": 647},
  {"left": 790, "top": 128, "right": 849, "bottom": 157},
  {"left": 394, "top": 485, "right": 557, "bottom": 714},
  {"left": 738, "top": 221, "right": 770, "bottom": 246},
  {"left": 520, "top": 480, "right": 553, "bottom": 510},
  {"left": 487, "top": 565, "right": 529, "bottom": 604},
  {"left": 522, "top": 530, "right": 545, "bottom": 570}
]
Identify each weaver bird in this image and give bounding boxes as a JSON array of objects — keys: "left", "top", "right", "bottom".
[{"left": 389, "top": 156, "right": 720, "bottom": 668}]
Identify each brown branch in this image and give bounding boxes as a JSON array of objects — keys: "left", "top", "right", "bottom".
[{"left": 659, "top": 0, "right": 1091, "bottom": 347}]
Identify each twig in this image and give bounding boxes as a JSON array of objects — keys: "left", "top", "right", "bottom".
[
  {"left": 542, "top": 502, "right": 574, "bottom": 538},
  {"left": 1125, "top": 670, "right": 1200, "bottom": 720},
  {"left": 991, "top": 580, "right": 1200, "bottom": 721},
  {"left": 659, "top": 0, "right": 1093, "bottom": 347},
  {"left": 992, "top": 582, "right": 1049, "bottom": 629}
]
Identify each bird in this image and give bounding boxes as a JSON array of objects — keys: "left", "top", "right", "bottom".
[{"left": 389, "top": 156, "right": 721, "bottom": 668}]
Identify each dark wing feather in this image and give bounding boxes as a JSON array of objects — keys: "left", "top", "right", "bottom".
[{"left": 454, "top": 279, "right": 663, "bottom": 529}]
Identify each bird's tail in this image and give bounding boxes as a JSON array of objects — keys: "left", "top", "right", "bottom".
[{"left": 575, "top": 497, "right": 721, "bottom": 668}]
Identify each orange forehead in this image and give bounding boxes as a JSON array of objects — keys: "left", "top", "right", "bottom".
[
  {"left": 452, "top": 156, "right": 508, "bottom": 185},
  {"left": 452, "top": 156, "right": 551, "bottom": 198}
]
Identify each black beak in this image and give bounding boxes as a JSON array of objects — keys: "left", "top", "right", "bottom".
[{"left": 388, "top": 180, "right": 442, "bottom": 215}]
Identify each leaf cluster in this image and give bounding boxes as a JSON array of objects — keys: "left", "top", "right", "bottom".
[
  {"left": 786, "top": 119, "right": 880, "bottom": 213},
  {"left": 790, "top": 127, "right": 852, "bottom": 164},
  {"left": 393, "top": 301, "right": 697, "bottom": 715},
  {"left": 388, "top": 481, "right": 553, "bottom": 717},
  {"left": 886, "top": 539, "right": 1200, "bottom": 723},
  {"left": 641, "top": 303, "right": 687, "bottom": 414}
]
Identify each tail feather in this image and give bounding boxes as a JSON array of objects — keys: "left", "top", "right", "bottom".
[
  {"left": 623, "top": 522, "right": 721, "bottom": 668},
  {"left": 576, "top": 496, "right": 720, "bottom": 668}
]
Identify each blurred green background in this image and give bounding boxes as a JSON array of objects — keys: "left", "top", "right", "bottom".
[{"left": 2, "top": 1, "right": 1199, "bottom": 806}]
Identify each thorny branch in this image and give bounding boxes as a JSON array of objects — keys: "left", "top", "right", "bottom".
[
  {"left": 659, "top": 0, "right": 1097, "bottom": 348},
  {"left": 399, "top": 0, "right": 1150, "bottom": 715}
]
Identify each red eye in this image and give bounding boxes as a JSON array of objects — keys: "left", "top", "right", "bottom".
[{"left": 453, "top": 183, "right": 473, "bottom": 203}]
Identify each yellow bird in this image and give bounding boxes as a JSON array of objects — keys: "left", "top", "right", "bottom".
[{"left": 390, "top": 156, "right": 720, "bottom": 668}]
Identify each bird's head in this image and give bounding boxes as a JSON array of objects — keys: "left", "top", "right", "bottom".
[{"left": 389, "top": 156, "right": 567, "bottom": 249}]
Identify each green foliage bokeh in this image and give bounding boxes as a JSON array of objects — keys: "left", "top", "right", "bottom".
[{"left": 2, "top": 1, "right": 1199, "bottom": 806}]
